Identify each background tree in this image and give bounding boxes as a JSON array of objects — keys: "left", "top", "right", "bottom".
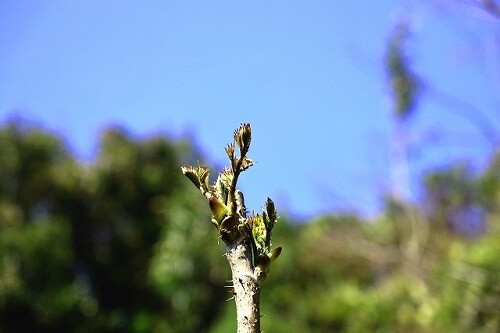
[
  {"left": 0, "top": 121, "right": 229, "bottom": 332},
  {"left": 0, "top": 118, "right": 498, "bottom": 332}
]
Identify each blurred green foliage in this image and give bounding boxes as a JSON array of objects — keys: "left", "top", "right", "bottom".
[{"left": 0, "top": 121, "right": 499, "bottom": 332}]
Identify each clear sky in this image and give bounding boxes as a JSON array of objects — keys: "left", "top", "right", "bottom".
[{"left": 1, "top": 1, "right": 498, "bottom": 219}]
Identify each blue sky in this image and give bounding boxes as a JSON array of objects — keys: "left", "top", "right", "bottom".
[{"left": 1, "top": 1, "right": 498, "bottom": 219}]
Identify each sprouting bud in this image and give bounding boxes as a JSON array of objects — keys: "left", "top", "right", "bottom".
[
  {"left": 239, "top": 123, "right": 251, "bottom": 149},
  {"left": 234, "top": 123, "right": 252, "bottom": 156},
  {"left": 220, "top": 215, "right": 238, "bottom": 232},
  {"left": 248, "top": 214, "right": 266, "bottom": 252},
  {"left": 220, "top": 215, "right": 239, "bottom": 244},
  {"left": 254, "top": 247, "right": 282, "bottom": 283},
  {"left": 263, "top": 197, "right": 278, "bottom": 248},
  {"left": 254, "top": 254, "right": 271, "bottom": 283},
  {"left": 255, "top": 253, "right": 271, "bottom": 269},
  {"left": 265, "top": 197, "right": 277, "bottom": 226}
]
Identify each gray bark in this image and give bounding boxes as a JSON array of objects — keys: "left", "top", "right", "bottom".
[{"left": 226, "top": 237, "right": 261, "bottom": 333}]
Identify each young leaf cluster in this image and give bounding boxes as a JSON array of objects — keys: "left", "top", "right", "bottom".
[
  {"left": 247, "top": 198, "right": 282, "bottom": 283},
  {"left": 181, "top": 123, "right": 281, "bottom": 283}
]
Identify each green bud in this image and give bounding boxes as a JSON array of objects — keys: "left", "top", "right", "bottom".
[
  {"left": 209, "top": 195, "right": 228, "bottom": 225},
  {"left": 262, "top": 197, "right": 278, "bottom": 249},
  {"left": 265, "top": 197, "right": 277, "bottom": 226},
  {"left": 248, "top": 215, "right": 266, "bottom": 252}
]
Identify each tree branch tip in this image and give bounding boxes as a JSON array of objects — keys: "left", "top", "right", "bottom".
[{"left": 180, "top": 123, "right": 280, "bottom": 333}]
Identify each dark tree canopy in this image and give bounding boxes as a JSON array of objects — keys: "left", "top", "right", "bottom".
[{"left": 0, "top": 121, "right": 498, "bottom": 332}]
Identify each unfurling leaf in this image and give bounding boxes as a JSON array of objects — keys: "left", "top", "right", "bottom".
[
  {"left": 198, "top": 166, "right": 210, "bottom": 191},
  {"left": 181, "top": 165, "right": 210, "bottom": 193},
  {"left": 209, "top": 195, "right": 228, "bottom": 225},
  {"left": 181, "top": 166, "right": 201, "bottom": 188},
  {"left": 219, "top": 168, "right": 233, "bottom": 189},
  {"left": 215, "top": 168, "right": 232, "bottom": 203}
]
